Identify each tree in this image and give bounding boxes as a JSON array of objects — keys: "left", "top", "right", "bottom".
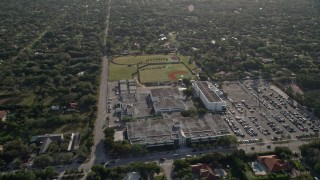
[
  {"left": 199, "top": 74, "right": 208, "bottom": 81},
  {"left": 35, "top": 167, "right": 57, "bottom": 179},
  {"left": 79, "top": 94, "right": 97, "bottom": 108},
  {"left": 76, "top": 145, "right": 89, "bottom": 160},
  {"left": 91, "top": 165, "right": 108, "bottom": 179},
  {"left": 33, "top": 154, "right": 54, "bottom": 167},
  {"left": 13, "top": 158, "right": 23, "bottom": 169},
  {"left": 299, "top": 140, "right": 320, "bottom": 167},
  {"left": 47, "top": 142, "right": 59, "bottom": 153},
  {"left": 131, "top": 144, "right": 147, "bottom": 155},
  {"left": 314, "top": 162, "right": 320, "bottom": 172},
  {"left": 87, "top": 171, "right": 100, "bottom": 180},
  {"left": 274, "top": 146, "right": 293, "bottom": 159},
  {"left": 182, "top": 78, "right": 191, "bottom": 88},
  {"left": 183, "top": 88, "right": 193, "bottom": 98},
  {"left": 55, "top": 152, "right": 73, "bottom": 164},
  {"left": 232, "top": 149, "right": 246, "bottom": 160},
  {"left": 174, "top": 159, "right": 190, "bottom": 171},
  {"left": 112, "top": 141, "right": 132, "bottom": 155},
  {"left": 181, "top": 110, "right": 191, "bottom": 117},
  {"left": 197, "top": 108, "right": 207, "bottom": 115},
  {"left": 217, "top": 135, "right": 237, "bottom": 147},
  {"left": 3, "top": 140, "right": 30, "bottom": 162}
]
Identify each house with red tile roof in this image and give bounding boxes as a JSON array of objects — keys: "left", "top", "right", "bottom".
[
  {"left": 257, "top": 155, "right": 287, "bottom": 172},
  {"left": 0, "top": 110, "right": 7, "bottom": 122},
  {"left": 191, "top": 163, "right": 221, "bottom": 180}
]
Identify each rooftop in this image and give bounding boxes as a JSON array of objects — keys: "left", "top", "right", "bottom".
[
  {"left": 114, "top": 131, "right": 124, "bottom": 141},
  {"left": 120, "top": 83, "right": 128, "bottom": 92},
  {"left": 30, "top": 134, "right": 64, "bottom": 143},
  {"left": 150, "top": 87, "right": 181, "bottom": 97},
  {"left": 119, "top": 80, "right": 127, "bottom": 84},
  {"left": 0, "top": 110, "right": 7, "bottom": 119},
  {"left": 128, "top": 79, "right": 135, "bottom": 84},
  {"left": 195, "top": 81, "right": 221, "bottom": 102},
  {"left": 67, "top": 132, "right": 81, "bottom": 151},
  {"left": 127, "top": 116, "right": 229, "bottom": 145},
  {"left": 153, "top": 98, "right": 186, "bottom": 110}
]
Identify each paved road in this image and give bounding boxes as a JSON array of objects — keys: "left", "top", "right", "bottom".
[
  {"left": 238, "top": 139, "right": 308, "bottom": 153},
  {"left": 106, "top": 148, "right": 234, "bottom": 180},
  {"left": 78, "top": 56, "right": 109, "bottom": 172},
  {"left": 76, "top": 0, "right": 112, "bottom": 177}
]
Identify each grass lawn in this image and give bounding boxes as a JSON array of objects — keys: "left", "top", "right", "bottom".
[
  {"left": 139, "top": 63, "right": 194, "bottom": 83},
  {"left": 0, "top": 91, "right": 36, "bottom": 106},
  {"left": 109, "top": 54, "right": 196, "bottom": 82},
  {"left": 108, "top": 63, "right": 137, "bottom": 81},
  {"left": 180, "top": 56, "right": 197, "bottom": 72},
  {"left": 112, "top": 54, "right": 177, "bottom": 65},
  {"left": 153, "top": 176, "right": 167, "bottom": 180},
  {"left": 291, "top": 174, "right": 313, "bottom": 180},
  {"left": 292, "top": 160, "right": 305, "bottom": 171},
  {"left": 54, "top": 122, "right": 84, "bottom": 134}
]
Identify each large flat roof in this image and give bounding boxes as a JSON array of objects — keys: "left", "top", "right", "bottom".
[
  {"left": 150, "top": 87, "right": 181, "bottom": 97},
  {"left": 195, "top": 81, "right": 221, "bottom": 102},
  {"left": 153, "top": 98, "right": 186, "bottom": 110},
  {"left": 127, "top": 116, "right": 229, "bottom": 144},
  {"left": 127, "top": 119, "right": 175, "bottom": 144}
]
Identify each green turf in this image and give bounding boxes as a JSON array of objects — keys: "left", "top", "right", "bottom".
[
  {"left": 180, "top": 56, "right": 197, "bottom": 72},
  {"left": 112, "top": 55, "right": 176, "bottom": 65},
  {"left": 108, "top": 63, "right": 136, "bottom": 81},
  {"left": 108, "top": 54, "right": 196, "bottom": 82},
  {"left": 139, "top": 63, "right": 194, "bottom": 83}
]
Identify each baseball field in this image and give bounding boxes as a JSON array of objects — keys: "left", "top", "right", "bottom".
[{"left": 108, "top": 54, "right": 196, "bottom": 83}]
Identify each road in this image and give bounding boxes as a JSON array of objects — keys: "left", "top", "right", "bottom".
[
  {"left": 106, "top": 148, "right": 234, "bottom": 180},
  {"left": 77, "top": 0, "right": 112, "bottom": 177},
  {"left": 238, "top": 138, "right": 309, "bottom": 153}
]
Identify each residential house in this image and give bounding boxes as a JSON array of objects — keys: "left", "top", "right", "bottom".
[
  {"left": 0, "top": 110, "right": 7, "bottom": 122},
  {"left": 214, "top": 168, "right": 228, "bottom": 179},
  {"left": 50, "top": 106, "right": 60, "bottom": 111},
  {"left": 191, "top": 163, "right": 221, "bottom": 180},
  {"left": 30, "top": 134, "right": 64, "bottom": 154},
  {"left": 66, "top": 103, "right": 78, "bottom": 112},
  {"left": 257, "top": 155, "right": 287, "bottom": 172},
  {"left": 67, "top": 132, "right": 81, "bottom": 151}
]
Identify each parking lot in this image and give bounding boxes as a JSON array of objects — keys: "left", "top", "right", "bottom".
[{"left": 221, "top": 80, "right": 319, "bottom": 145}]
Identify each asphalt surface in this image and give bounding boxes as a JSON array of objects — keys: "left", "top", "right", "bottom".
[
  {"left": 76, "top": 0, "right": 112, "bottom": 178},
  {"left": 222, "top": 80, "right": 318, "bottom": 145}
]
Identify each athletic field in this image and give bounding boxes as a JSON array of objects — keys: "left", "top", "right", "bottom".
[
  {"left": 109, "top": 54, "right": 196, "bottom": 82},
  {"left": 139, "top": 63, "right": 194, "bottom": 83}
]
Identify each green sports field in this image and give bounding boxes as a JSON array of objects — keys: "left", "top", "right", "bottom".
[
  {"left": 108, "top": 54, "right": 196, "bottom": 82},
  {"left": 139, "top": 64, "right": 194, "bottom": 83},
  {"left": 112, "top": 54, "right": 178, "bottom": 65}
]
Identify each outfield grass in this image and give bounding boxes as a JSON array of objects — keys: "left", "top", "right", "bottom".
[
  {"left": 109, "top": 54, "right": 196, "bottom": 82},
  {"left": 108, "top": 63, "right": 137, "bottom": 81},
  {"left": 180, "top": 56, "right": 197, "bottom": 72},
  {"left": 139, "top": 63, "right": 194, "bottom": 83},
  {"left": 112, "top": 55, "right": 177, "bottom": 65}
]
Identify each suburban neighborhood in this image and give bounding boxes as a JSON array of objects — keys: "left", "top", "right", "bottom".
[{"left": 0, "top": 0, "right": 320, "bottom": 179}]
